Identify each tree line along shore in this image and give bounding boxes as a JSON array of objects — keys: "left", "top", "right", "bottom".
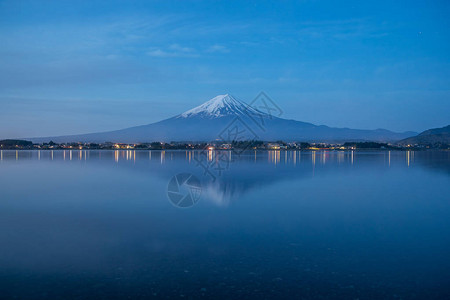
[{"left": 1, "top": 139, "right": 448, "bottom": 151}]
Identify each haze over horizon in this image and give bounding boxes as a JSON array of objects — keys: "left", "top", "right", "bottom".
[{"left": 1, "top": 0, "right": 449, "bottom": 139}]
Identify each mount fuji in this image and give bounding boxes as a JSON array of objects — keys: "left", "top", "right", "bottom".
[{"left": 29, "top": 94, "right": 416, "bottom": 143}]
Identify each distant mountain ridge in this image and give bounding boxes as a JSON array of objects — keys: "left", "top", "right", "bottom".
[
  {"left": 28, "top": 94, "right": 417, "bottom": 143},
  {"left": 399, "top": 125, "right": 450, "bottom": 146}
]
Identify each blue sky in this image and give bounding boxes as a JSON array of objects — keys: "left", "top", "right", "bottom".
[{"left": 0, "top": 0, "right": 449, "bottom": 138}]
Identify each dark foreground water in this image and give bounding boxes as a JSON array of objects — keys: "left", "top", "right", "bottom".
[{"left": 0, "top": 150, "right": 449, "bottom": 299}]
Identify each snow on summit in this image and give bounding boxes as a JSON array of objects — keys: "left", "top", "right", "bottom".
[
  {"left": 178, "top": 94, "right": 262, "bottom": 118},
  {"left": 28, "top": 92, "right": 417, "bottom": 143}
]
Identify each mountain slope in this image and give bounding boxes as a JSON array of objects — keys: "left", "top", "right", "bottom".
[
  {"left": 399, "top": 125, "right": 450, "bottom": 146},
  {"left": 29, "top": 94, "right": 416, "bottom": 143}
]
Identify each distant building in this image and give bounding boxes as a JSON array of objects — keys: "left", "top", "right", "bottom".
[{"left": 267, "top": 143, "right": 280, "bottom": 150}]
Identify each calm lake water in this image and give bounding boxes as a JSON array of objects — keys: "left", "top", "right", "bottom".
[{"left": 0, "top": 150, "right": 449, "bottom": 299}]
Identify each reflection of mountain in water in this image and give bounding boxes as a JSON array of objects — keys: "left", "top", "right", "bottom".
[
  {"left": 411, "top": 150, "right": 450, "bottom": 175},
  {"left": 2, "top": 150, "right": 448, "bottom": 205}
]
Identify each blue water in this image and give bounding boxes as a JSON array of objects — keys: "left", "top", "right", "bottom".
[{"left": 0, "top": 150, "right": 449, "bottom": 299}]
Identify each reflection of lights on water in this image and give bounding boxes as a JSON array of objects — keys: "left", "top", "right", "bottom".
[
  {"left": 338, "top": 151, "right": 344, "bottom": 164},
  {"left": 208, "top": 149, "right": 213, "bottom": 162},
  {"left": 161, "top": 151, "right": 165, "bottom": 164},
  {"left": 312, "top": 151, "right": 316, "bottom": 177},
  {"left": 388, "top": 151, "right": 391, "bottom": 167},
  {"left": 406, "top": 151, "right": 413, "bottom": 167},
  {"left": 123, "top": 150, "right": 136, "bottom": 161},
  {"left": 269, "top": 150, "right": 280, "bottom": 165},
  {"left": 1, "top": 148, "right": 420, "bottom": 167}
]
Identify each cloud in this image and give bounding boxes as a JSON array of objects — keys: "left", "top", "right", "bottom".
[
  {"left": 296, "top": 18, "right": 390, "bottom": 41},
  {"left": 147, "top": 44, "right": 198, "bottom": 58},
  {"left": 146, "top": 43, "right": 230, "bottom": 58},
  {"left": 205, "top": 44, "right": 229, "bottom": 53},
  {"left": 168, "top": 44, "right": 195, "bottom": 53},
  {"left": 147, "top": 49, "right": 173, "bottom": 57}
]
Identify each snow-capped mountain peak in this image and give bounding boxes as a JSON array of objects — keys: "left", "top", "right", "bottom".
[
  {"left": 29, "top": 92, "right": 417, "bottom": 143},
  {"left": 178, "top": 94, "right": 262, "bottom": 118}
]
